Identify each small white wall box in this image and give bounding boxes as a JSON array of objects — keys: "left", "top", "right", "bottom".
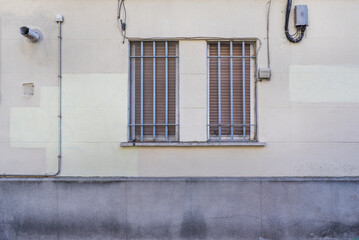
[
  {"left": 55, "top": 14, "right": 64, "bottom": 23},
  {"left": 23, "top": 83, "right": 34, "bottom": 96},
  {"left": 258, "top": 68, "right": 271, "bottom": 80}
]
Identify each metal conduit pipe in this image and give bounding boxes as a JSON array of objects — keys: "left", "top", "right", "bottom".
[
  {"left": 1, "top": 15, "right": 64, "bottom": 178},
  {"left": 55, "top": 14, "right": 64, "bottom": 176},
  {"left": 20, "top": 26, "right": 41, "bottom": 42}
]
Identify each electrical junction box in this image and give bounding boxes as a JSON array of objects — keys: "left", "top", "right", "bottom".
[
  {"left": 55, "top": 14, "right": 64, "bottom": 23},
  {"left": 23, "top": 83, "right": 34, "bottom": 96},
  {"left": 258, "top": 68, "right": 271, "bottom": 80},
  {"left": 295, "top": 5, "right": 308, "bottom": 26}
]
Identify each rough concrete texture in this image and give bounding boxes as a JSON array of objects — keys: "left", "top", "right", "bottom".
[{"left": 0, "top": 178, "right": 359, "bottom": 240}]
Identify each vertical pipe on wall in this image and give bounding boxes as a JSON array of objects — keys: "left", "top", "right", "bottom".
[{"left": 56, "top": 19, "right": 62, "bottom": 175}]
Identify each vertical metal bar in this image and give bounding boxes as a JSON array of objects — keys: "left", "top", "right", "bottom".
[
  {"left": 218, "top": 41, "right": 221, "bottom": 141},
  {"left": 242, "top": 41, "right": 246, "bottom": 140},
  {"left": 130, "top": 49, "right": 137, "bottom": 141},
  {"left": 153, "top": 41, "right": 156, "bottom": 140},
  {"left": 140, "top": 41, "right": 144, "bottom": 141},
  {"left": 165, "top": 41, "right": 169, "bottom": 141},
  {"left": 206, "top": 43, "right": 209, "bottom": 140},
  {"left": 128, "top": 42, "right": 131, "bottom": 141},
  {"left": 230, "top": 41, "right": 234, "bottom": 140},
  {"left": 254, "top": 41, "right": 258, "bottom": 140},
  {"left": 176, "top": 43, "right": 180, "bottom": 141}
]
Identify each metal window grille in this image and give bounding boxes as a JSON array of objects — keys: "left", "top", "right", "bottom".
[
  {"left": 207, "top": 41, "right": 257, "bottom": 141},
  {"left": 129, "top": 41, "right": 179, "bottom": 142}
]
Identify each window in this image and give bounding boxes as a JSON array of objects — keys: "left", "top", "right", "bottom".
[
  {"left": 129, "top": 41, "right": 179, "bottom": 142},
  {"left": 208, "top": 41, "right": 257, "bottom": 141}
]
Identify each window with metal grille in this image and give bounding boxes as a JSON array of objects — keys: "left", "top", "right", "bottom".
[
  {"left": 129, "top": 41, "right": 179, "bottom": 142},
  {"left": 208, "top": 41, "right": 257, "bottom": 141}
]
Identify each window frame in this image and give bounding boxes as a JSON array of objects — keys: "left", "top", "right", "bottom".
[
  {"left": 128, "top": 40, "right": 180, "bottom": 142},
  {"left": 206, "top": 40, "right": 258, "bottom": 142}
]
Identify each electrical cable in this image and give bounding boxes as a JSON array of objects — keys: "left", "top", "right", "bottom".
[
  {"left": 117, "top": 0, "right": 127, "bottom": 44},
  {"left": 285, "top": 0, "right": 307, "bottom": 43},
  {"left": 266, "top": 0, "right": 271, "bottom": 68}
]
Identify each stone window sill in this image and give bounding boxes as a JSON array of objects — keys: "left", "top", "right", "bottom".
[{"left": 120, "top": 141, "right": 266, "bottom": 147}]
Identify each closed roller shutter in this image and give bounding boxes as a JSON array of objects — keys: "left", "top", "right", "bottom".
[
  {"left": 208, "top": 41, "right": 253, "bottom": 141},
  {"left": 130, "top": 41, "right": 178, "bottom": 141}
]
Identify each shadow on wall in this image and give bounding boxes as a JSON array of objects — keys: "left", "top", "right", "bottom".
[{"left": 180, "top": 210, "right": 207, "bottom": 239}]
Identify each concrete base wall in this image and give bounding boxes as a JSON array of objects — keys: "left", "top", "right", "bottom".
[{"left": 1, "top": 178, "right": 359, "bottom": 240}]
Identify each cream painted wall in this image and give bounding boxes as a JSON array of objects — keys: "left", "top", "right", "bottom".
[
  {"left": 179, "top": 41, "right": 207, "bottom": 141},
  {"left": 1, "top": 0, "right": 359, "bottom": 177},
  {"left": 290, "top": 65, "right": 359, "bottom": 102}
]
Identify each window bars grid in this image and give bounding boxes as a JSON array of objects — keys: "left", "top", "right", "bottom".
[
  {"left": 129, "top": 41, "right": 179, "bottom": 142},
  {"left": 208, "top": 41, "right": 257, "bottom": 141}
]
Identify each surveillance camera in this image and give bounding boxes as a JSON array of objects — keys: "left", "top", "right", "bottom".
[{"left": 20, "top": 26, "right": 40, "bottom": 42}]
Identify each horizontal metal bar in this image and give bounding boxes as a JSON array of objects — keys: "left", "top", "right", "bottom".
[
  {"left": 208, "top": 56, "right": 256, "bottom": 59},
  {"left": 121, "top": 141, "right": 266, "bottom": 147},
  {"left": 129, "top": 124, "right": 179, "bottom": 126},
  {"left": 208, "top": 124, "right": 256, "bottom": 127},
  {"left": 130, "top": 56, "right": 178, "bottom": 58},
  {"left": 207, "top": 40, "right": 257, "bottom": 43},
  {"left": 128, "top": 37, "right": 259, "bottom": 42},
  {"left": 207, "top": 139, "right": 261, "bottom": 143}
]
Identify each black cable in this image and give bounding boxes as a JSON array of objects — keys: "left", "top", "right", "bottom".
[
  {"left": 289, "top": 29, "right": 299, "bottom": 37},
  {"left": 117, "top": 0, "right": 127, "bottom": 43},
  {"left": 119, "top": 0, "right": 126, "bottom": 28},
  {"left": 285, "top": 0, "right": 306, "bottom": 43}
]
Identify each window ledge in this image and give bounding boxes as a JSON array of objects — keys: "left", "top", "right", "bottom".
[{"left": 120, "top": 141, "right": 266, "bottom": 147}]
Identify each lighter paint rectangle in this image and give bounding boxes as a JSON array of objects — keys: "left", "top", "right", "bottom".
[{"left": 289, "top": 65, "right": 359, "bottom": 102}]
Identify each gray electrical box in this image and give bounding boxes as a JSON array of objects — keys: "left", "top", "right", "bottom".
[
  {"left": 295, "top": 5, "right": 308, "bottom": 26},
  {"left": 258, "top": 68, "right": 271, "bottom": 80}
]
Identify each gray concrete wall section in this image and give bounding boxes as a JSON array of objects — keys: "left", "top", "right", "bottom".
[{"left": 0, "top": 178, "right": 359, "bottom": 240}]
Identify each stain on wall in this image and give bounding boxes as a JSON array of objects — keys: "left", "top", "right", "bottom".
[{"left": 290, "top": 65, "right": 359, "bottom": 102}]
